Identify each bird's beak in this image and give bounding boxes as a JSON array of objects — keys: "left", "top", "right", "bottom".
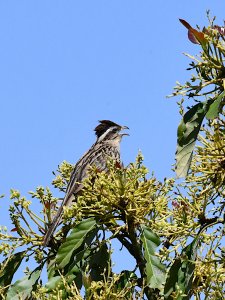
[{"left": 120, "top": 125, "right": 129, "bottom": 136}]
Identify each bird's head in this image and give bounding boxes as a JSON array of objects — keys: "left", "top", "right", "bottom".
[{"left": 94, "top": 120, "right": 129, "bottom": 143}]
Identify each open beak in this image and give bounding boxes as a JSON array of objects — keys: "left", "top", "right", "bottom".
[{"left": 120, "top": 125, "right": 129, "bottom": 136}]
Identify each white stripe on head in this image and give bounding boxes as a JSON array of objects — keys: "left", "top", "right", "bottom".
[{"left": 97, "top": 126, "right": 119, "bottom": 143}]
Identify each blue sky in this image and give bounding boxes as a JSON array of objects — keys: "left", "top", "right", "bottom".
[{"left": 0, "top": 0, "right": 224, "bottom": 281}]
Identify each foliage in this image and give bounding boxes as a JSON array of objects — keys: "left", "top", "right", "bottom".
[
  {"left": 0, "top": 13, "right": 225, "bottom": 300},
  {"left": 173, "top": 13, "right": 225, "bottom": 178}
]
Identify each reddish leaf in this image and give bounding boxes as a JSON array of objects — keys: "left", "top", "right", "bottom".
[
  {"left": 190, "top": 28, "right": 206, "bottom": 44},
  {"left": 11, "top": 227, "right": 18, "bottom": 232},
  {"left": 179, "top": 19, "right": 192, "bottom": 30},
  {"left": 115, "top": 161, "right": 122, "bottom": 169},
  {"left": 44, "top": 202, "right": 50, "bottom": 210},
  {"left": 179, "top": 18, "right": 207, "bottom": 46},
  {"left": 172, "top": 200, "right": 180, "bottom": 209},
  {"left": 188, "top": 30, "right": 199, "bottom": 44},
  {"left": 214, "top": 25, "right": 225, "bottom": 35}
]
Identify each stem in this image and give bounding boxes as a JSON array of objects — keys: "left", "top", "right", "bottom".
[
  {"left": 16, "top": 207, "right": 34, "bottom": 233},
  {"left": 25, "top": 208, "right": 45, "bottom": 230},
  {"left": 126, "top": 216, "right": 157, "bottom": 300}
]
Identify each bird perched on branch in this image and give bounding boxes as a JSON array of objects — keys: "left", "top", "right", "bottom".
[{"left": 43, "top": 120, "right": 129, "bottom": 246}]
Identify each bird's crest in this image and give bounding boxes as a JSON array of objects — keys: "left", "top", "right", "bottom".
[{"left": 94, "top": 120, "right": 121, "bottom": 138}]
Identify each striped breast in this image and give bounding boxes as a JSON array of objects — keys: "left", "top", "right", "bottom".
[{"left": 66, "top": 142, "right": 121, "bottom": 196}]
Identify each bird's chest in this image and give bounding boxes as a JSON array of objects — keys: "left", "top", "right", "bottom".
[
  {"left": 74, "top": 143, "right": 121, "bottom": 182},
  {"left": 102, "top": 143, "right": 120, "bottom": 159}
]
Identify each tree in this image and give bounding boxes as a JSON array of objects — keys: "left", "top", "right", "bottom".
[{"left": 0, "top": 14, "right": 225, "bottom": 299}]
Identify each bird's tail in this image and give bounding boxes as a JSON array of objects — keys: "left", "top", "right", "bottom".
[
  {"left": 43, "top": 205, "right": 64, "bottom": 247},
  {"left": 43, "top": 192, "right": 75, "bottom": 247}
]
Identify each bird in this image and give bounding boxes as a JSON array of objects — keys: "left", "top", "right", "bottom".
[{"left": 43, "top": 120, "right": 129, "bottom": 246}]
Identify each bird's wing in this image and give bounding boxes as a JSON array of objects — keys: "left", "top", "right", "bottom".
[
  {"left": 43, "top": 142, "right": 99, "bottom": 246},
  {"left": 43, "top": 142, "right": 120, "bottom": 246}
]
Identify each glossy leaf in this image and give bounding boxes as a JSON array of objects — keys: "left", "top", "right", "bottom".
[
  {"left": 179, "top": 18, "right": 192, "bottom": 30},
  {"left": 206, "top": 91, "right": 225, "bottom": 120},
  {"left": 89, "top": 243, "right": 110, "bottom": 282},
  {"left": 179, "top": 19, "right": 207, "bottom": 49},
  {"left": 187, "top": 30, "right": 199, "bottom": 44},
  {"left": 56, "top": 218, "right": 97, "bottom": 269},
  {"left": 45, "top": 275, "right": 63, "bottom": 291},
  {"left": 46, "top": 240, "right": 93, "bottom": 294},
  {"left": 164, "top": 237, "right": 199, "bottom": 299},
  {"left": 46, "top": 247, "right": 85, "bottom": 292},
  {"left": 116, "top": 270, "right": 137, "bottom": 299},
  {"left": 140, "top": 225, "right": 166, "bottom": 289},
  {"left": 45, "top": 259, "right": 82, "bottom": 294},
  {"left": 175, "top": 100, "right": 212, "bottom": 178},
  {"left": 0, "top": 251, "right": 25, "bottom": 289},
  {"left": 45, "top": 274, "right": 76, "bottom": 291},
  {"left": 190, "top": 28, "right": 207, "bottom": 46},
  {"left": 47, "top": 256, "right": 57, "bottom": 280},
  {"left": 6, "top": 267, "right": 41, "bottom": 300}
]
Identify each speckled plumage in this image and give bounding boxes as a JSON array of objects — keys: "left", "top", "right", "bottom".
[{"left": 43, "top": 120, "right": 128, "bottom": 246}]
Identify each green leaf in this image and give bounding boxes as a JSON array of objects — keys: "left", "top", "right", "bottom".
[
  {"left": 164, "top": 236, "right": 199, "bottom": 299},
  {"left": 0, "top": 251, "right": 26, "bottom": 289},
  {"left": 45, "top": 275, "right": 63, "bottom": 291},
  {"left": 45, "top": 275, "right": 71, "bottom": 300},
  {"left": 6, "top": 267, "right": 41, "bottom": 300},
  {"left": 45, "top": 274, "right": 76, "bottom": 291},
  {"left": 56, "top": 218, "right": 97, "bottom": 269},
  {"left": 47, "top": 256, "right": 57, "bottom": 280},
  {"left": 116, "top": 270, "right": 137, "bottom": 299},
  {"left": 45, "top": 259, "right": 82, "bottom": 293},
  {"left": 206, "top": 91, "right": 225, "bottom": 120},
  {"left": 175, "top": 100, "right": 212, "bottom": 178},
  {"left": 116, "top": 270, "right": 136, "bottom": 290},
  {"left": 46, "top": 242, "right": 92, "bottom": 292},
  {"left": 89, "top": 244, "right": 110, "bottom": 282},
  {"left": 164, "top": 259, "right": 183, "bottom": 299},
  {"left": 140, "top": 225, "right": 166, "bottom": 289}
]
